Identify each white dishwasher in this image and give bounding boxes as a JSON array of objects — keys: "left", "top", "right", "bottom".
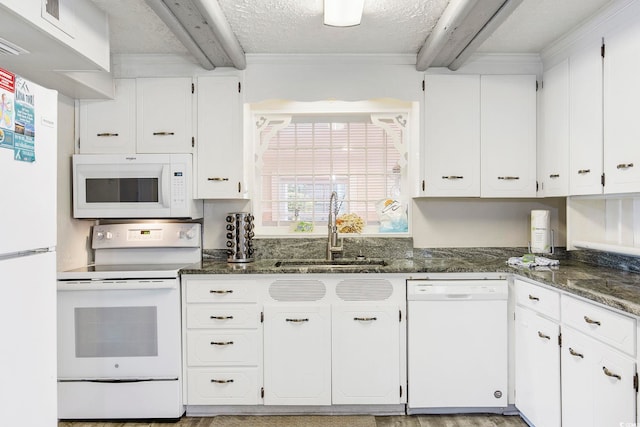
[{"left": 407, "top": 277, "right": 508, "bottom": 414}]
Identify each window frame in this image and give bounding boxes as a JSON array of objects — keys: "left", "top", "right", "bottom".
[{"left": 249, "top": 100, "right": 416, "bottom": 237}]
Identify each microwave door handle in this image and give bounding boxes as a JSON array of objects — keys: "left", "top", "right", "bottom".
[{"left": 161, "top": 165, "right": 171, "bottom": 208}]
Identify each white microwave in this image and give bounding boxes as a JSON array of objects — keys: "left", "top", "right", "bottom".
[{"left": 73, "top": 153, "right": 203, "bottom": 219}]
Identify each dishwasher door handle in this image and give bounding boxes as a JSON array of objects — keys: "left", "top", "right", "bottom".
[{"left": 445, "top": 294, "right": 472, "bottom": 299}]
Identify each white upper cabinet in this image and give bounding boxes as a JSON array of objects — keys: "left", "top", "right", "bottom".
[
  {"left": 423, "top": 74, "right": 480, "bottom": 197},
  {"left": 194, "top": 76, "right": 245, "bottom": 199},
  {"left": 136, "top": 77, "right": 194, "bottom": 154},
  {"left": 603, "top": 18, "right": 640, "bottom": 194},
  {"left": 79, "top": 77, "right": 194, "bottom": 154},
  {"left": 79, "top": 79, "right": 136, "bottom": 154},
  {"left": 539, "top": 59, "right": 570, "bottom": 197},
  {"left": 569, "top": 42, "right": 604, "bottom": 196},
  {"left": 480, "top": 75, "right": 537, "bottom": 198}
]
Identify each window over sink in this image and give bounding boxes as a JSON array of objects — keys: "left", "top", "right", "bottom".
[{"left": 251, "top": 100, "right": 415, "bottom": 236}]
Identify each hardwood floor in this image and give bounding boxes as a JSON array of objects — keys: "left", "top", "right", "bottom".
[{"left": 59, "top": 414, "right": 528, "bottom": 427}]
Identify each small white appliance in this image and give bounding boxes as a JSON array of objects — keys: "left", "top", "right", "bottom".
[
  {"left": 73, "top": 153, "right": 203, "bottom": 219},
  {"left": 57, "top": 222, "right": 202, "bottom": 420},
  {"left": 0, "top": 72, "right": 58, "bottom": 427},
  {"left": 407, "top": 276, "right": 508, "bottom": 414}
]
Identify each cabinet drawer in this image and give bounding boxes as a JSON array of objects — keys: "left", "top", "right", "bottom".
[
  {"left": 187, "top": 330, "right": 259, "bottom": 366},
  {"left": 186, "top": 304, "right": 259, "bottom": 329},
  {"left": 186, "top": 280, "right": 259, "bottom": 303},
  {"left": 186, "top": 367, "right": 260, "bottom": 405},
  {"left": 515, "top": 279, "right": 560, "bottom": 320},
  {"left": 561, "top": 295, "right": 635, "bottom": 355}
]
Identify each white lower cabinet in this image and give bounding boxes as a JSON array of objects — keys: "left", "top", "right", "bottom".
[
  {"left": 182, "top": 274, "right": 406, "bottom": 412},
  {"left": 182, "top": 276, "right": 263, "bottom": 406},
  {"left": 332, "top": 304, "right": 401, "bottom": 404},
  {"left": 514, "top": 305, "right": 561, "bottom": 427},
  {"left": 263, "top": 304, "right": 331, "bottom": 405},
  {"left": 561, "top": 327, "right": 636, "bottom": 427},
  {"left": 515, "top": 280, "right": 637, "bottom": 427}
]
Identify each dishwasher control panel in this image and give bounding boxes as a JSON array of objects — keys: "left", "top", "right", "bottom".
[{"left": 407, "top": 279, "right": 508, "bottom": 301}]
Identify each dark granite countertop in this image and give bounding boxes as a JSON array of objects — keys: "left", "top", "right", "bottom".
[{"left": 180, "top": 256, "right": 640, "bottom": 317}]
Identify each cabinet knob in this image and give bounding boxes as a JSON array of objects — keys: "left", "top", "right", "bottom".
[
  {"left": 616, "top": 163, "right": 634, "bottom": 169},
  {"left": 211, "top": 379, "right": 235, "bottom": 384},
  {"left": 549, "top": 174, "right": 560, "bottom": 178},
  {"left": 354, "top": 317, "right": 377, "bottom": 321},
  {"left": 583, "top": 315, "right": 601, "bottom": 326},
  {"left": 96, "top": 132, "right": 119, "bottom": 137},
  {"left": 210, "top": 315, "right": 234, "bottom": 320},
  {"left": 210, "top": 341, "right": 234, "bottom": 346},
  {"left": 577, "top": 169, "right": 591, "bottom": 174},
  {"left": 602, "top": 366, "right": 621, "bottom": 381},
  {"left": 285, "top": 318, "right": 309, "bottom": 323},
  {"left": 498, "top": 176, "right": 520, "bottom": 180},
  {"left": 209, "top": 289, "right": 233, "bottom": 294},
  {"left": 442, "top": 176, "right": 464, "bottom": 180},
  {"left": 568, "top": 348, "right": 584, "bottom": 358},
  {"left": 208, "top": 177, "right": 230, "bottom": 181},
  {"left": 528, "top": 294, "right": 539, "bottom": 301},
  {"left": 152, "top": 131, "right": 175, "bottom": 136}
]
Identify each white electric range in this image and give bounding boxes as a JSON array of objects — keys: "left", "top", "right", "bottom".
[{"left": 57, "top": 222, "right": 202, "bottom": 420}]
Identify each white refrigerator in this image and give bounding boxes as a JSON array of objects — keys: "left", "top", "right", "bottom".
[{"left": 0, "top": 73, "right": 58, "bottom": 426}]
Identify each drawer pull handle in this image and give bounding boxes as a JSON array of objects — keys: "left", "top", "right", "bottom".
[
  {"left": 537, "top": 331, "right": 550, "bottom": 340},
  {"left": 152, "top": 131, "right": 175, "bottom": 136},
  {"left": 354, "top": 317, "right": 377, "bottom": 321},
  {"left": 584, "top": 316, "right": 601, "bottom": 326},
  {"left": 569, "top": 348, "right": 584, "bottom": 358},
  {"left": 96, "top": 132, "right": 119, "bottom": 137},
  {"left": 442, "top": 176, "right": 464, "bottom": 180},
  {"left": 210, "top": 289, "right": 234, "bottom": 294},
  {"left": 603, "top": 366, "right": 621, "bottom": 380},
  {"left": 211, "top": 341, "right": 234, "bottom": 346},
  {"left": 578, "top": 169, "right": 591, "bottom": 174},
  {"left": 617, "top": 163, "right": 634, "bottom": 169},
  {"left": 549, "top": 174, "right": 560, "bottom": 178},
  {"left": 498, "top": 176, "right": 520, "bottom": 180},
  {"left": 210, "top": 315, "right": 234, "bottom": 320},
  {"left": 286, "top": 318, "right": 309, "bottom": 323},
  {"left": 208, "top": 177, "right": 230, "bottom": 181},
  {"left": 528, "top": 294, "right": 539, "bottom": 301},
  {"left": 211, "top": 379, "right": 234, "bottom": 384}
]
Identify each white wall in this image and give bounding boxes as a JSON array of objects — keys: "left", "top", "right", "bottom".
[
  {"left": 412, "top": 197, "right": 566, "bottom": 248},
  {"left": 56, "top": 95, "right": 92, "bottom": 270}
]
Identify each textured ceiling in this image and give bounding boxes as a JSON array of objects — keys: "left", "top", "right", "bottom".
[{"left": 91, "top": 0, "right": 613, "bottom": 59}]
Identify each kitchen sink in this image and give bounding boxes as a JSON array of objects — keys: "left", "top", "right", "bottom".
[{"left": 274, "top": 259, "right": 388, "bottom": 269}]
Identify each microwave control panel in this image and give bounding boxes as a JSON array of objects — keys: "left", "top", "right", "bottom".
[{"left": 170, "top": 163, "right": 186, "bottom": 208}]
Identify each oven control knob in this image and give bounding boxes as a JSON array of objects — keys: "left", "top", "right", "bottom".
[
  {"left": 179, "top": 229, "right": 196, "bottom": 240},
  {"left": 95, "top": 231, "right": 105, "bottom": 240}
]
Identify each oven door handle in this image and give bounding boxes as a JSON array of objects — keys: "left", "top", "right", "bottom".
[
  {"left": 59, "top": 378, "right": 178, "bottom": 383},
  {"left": 57, "top": 280, "right": 178, "bottom": 291}
]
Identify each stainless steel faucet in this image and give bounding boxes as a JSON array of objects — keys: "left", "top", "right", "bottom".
[{"left": 326, "top": 191, "right": 343, "bottom": 260}]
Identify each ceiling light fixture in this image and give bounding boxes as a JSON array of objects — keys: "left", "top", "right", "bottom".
[{"left": 324, "top": 0, "right": 365, "bottom": 27}]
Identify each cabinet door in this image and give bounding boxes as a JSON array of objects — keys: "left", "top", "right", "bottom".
[
  {"left": 136, "top": 77, "right": 193, "bottom": 153},
  {"left": 480, "top": 75, "right": 537, "bottom": 197},
  {"left": 539, "top": 59, "right": 569, "bottom": 197},
  {"left": 195, "top": 76, "right": 244, "bottom": 199},
  {"left": 569, "top": 43, "right": 603, "bottom": 195},
  {"left": 263, "top": 305, "right": 331, "bottom": 405},
  {"left": 604, "top": 19, "right": 640, "bottom": 193},
  {"left": 423, "top": 74, "right": 480, "bottom": 197},
  {"left": 332, "top": 304, "right": 400, "bottom": 404},
  {"left": 79, "top": 79, "right": 136, "bottom": 154},
  {"left": 561, "top": 328, "right": 636, "bottom": 427},
  {"left": 514, "top": 306, "right": 561, "bottom": 427}
]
